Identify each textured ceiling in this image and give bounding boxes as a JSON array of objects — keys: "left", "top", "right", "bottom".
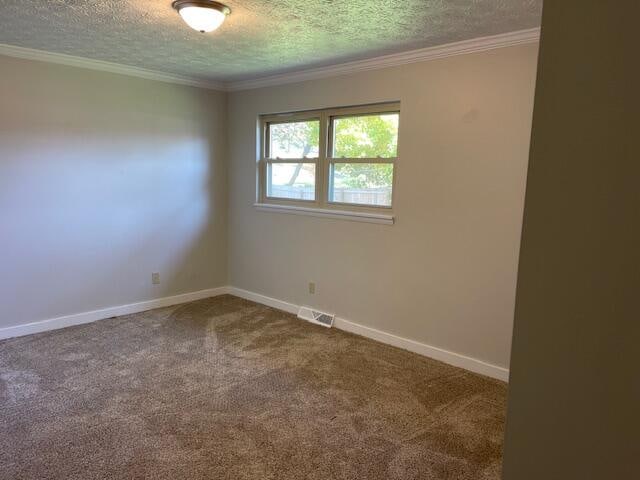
[{"left": 0, "top": 0, "right": 542, "bottom": 82}]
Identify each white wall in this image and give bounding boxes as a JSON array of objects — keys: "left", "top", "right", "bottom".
[
  {"left": 227, "top": 44, "right": 538, "bottom": 369},
  {"left": 1, "top": 44, "right": 537, "bottom": 371},
  {"left": 0, "top": 56, "right": 227, "bottom": 329}
]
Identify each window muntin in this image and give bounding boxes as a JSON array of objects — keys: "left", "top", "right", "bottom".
[{"left": 260, "top": 103, "right": 399, "bottom": 211}]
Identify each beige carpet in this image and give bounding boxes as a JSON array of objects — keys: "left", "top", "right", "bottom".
[{"left": 0, "top": 295, "right": 507, "bottom": 479}]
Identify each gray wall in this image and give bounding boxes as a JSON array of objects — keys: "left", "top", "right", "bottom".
[
  {"left": 227, "top": 44, "right": 539, "bottom": 369},
  {"left": 0, "top": 56, "right": 228, "bottom": 328},
  {"left": 1, "top": 44, "right": 539, "bottom": 373},
  {"left": 503, "top": 1, "right": 638, "bottom": 478}
]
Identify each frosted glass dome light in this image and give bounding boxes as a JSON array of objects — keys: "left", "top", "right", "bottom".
[{"left": 172, "top": 1, "right": 231, "bottom": 33}]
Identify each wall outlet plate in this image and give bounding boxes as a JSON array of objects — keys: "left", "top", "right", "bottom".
[{"left": 152, "top": 272, "right": 160, "bottom": 285}]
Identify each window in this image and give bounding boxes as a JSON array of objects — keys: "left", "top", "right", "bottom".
[
  {"left": 259, "top": 103, "right": 399, "bottom": 216},
  {"left": 265, "top": 118, "right": 319, "bottom": 201},
  {"left": 329, "top": 112, "right": 398, "bottom": 207}
]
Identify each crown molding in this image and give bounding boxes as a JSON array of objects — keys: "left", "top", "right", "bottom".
[
  {"left": 227, "top": 28, "right": 540, "bottom": 91},
  {"left": 0, "top": 28, "right": 540, "bottom": 93},
  {"left": 0, "top": 43, "right": 226, "bottom": 91}
]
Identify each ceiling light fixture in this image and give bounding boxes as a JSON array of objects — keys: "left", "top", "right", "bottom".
[{"left": 172, "top": 0, "right": 231, "bottom": 33}]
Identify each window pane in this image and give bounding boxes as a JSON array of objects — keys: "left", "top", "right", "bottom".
[
  {"left": 329, "top": 163, "right": 393, "bottom": 207},
  {"left": 269, "top": 120, "right": 320, "bottom": 159},
  {"left": 267, "top": 163, "right": 316, "bottom": 200},
  {"left": 332, "top": 113, "right": 399, "bottom": 158}
]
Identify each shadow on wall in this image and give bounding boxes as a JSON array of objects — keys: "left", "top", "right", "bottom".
[{"left": 0, "top": 70, "right": 227, "bottom": 328}]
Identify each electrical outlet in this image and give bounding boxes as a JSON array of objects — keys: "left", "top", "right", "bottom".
[
  {"left": 308, "top": 282, "right": 315, "bottom": 294},
  {"left": 152, "top": 272, "right": 160, "bottom": 285}
]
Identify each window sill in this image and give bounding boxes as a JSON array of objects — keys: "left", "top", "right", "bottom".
[{"left": 254, "top": 203, "right": 394, "bottom": 225}]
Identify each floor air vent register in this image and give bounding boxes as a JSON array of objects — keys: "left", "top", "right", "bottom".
[{"left": 297, "top": 307, "right": 335, "bottom": 328}]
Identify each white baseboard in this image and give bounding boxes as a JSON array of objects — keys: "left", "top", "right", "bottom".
[
  {"left": 0, "top": 286, "right": 230, "bottom": 341},
  {"left": 1, "top": 285, "right": 509, "bottom": 382},
  {"left": 227, "top": 287, "right": 509, "bottom": 382},
  {"left": 333, "top": 317, "right": 509, "bottom": 382},
  {"left": 228, "top": 287, "right": 300, "bottom": 315}
]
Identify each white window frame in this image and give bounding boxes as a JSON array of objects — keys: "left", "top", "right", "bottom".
[{"left": 257, "top": 103, "right": 400, "bottom": 220}]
